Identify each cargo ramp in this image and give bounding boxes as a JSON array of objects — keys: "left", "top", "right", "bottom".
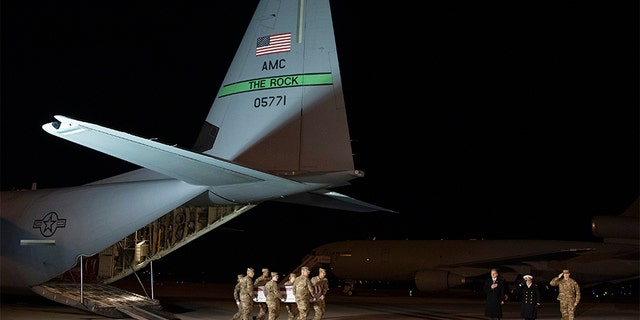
[{"left": 32, "top": 204, "right": 254, "bottom": 318}]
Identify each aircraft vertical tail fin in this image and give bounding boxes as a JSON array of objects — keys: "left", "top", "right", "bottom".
[
  {"left": 40, "top": 0, "right": 392, "bottom": 212},
  {"left": 621, "top": 197, "right": 639, "bottom": 217},
  {"left": 193, "top": 0, "right": 354, "bottom": 177},
  {"left": 591, "top": 197, "right": 639, "bottom": 243}
]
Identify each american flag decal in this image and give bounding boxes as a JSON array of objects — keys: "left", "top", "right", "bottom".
[{"left": 256, "top": 32, "right": 292, "bottom": 56}]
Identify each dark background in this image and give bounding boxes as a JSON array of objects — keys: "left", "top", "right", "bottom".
[{"left": 2, "top": 1, "right": 638, "bottom": 282}]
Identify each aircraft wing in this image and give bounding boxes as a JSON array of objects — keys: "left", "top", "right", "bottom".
[{"left": 42, "top": 115, "right": 323, "bottom": 203}]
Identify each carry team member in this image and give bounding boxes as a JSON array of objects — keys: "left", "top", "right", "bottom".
[
  {"left": 254, "top": 268, "right": 271, "bottom": 320},
  {"left": 239, "top": 268, "right": 256, "bottom": 320},
  {"left": 292, "top": 266, "right": 315, "bottom": 320},
  {"left": 264, "top": 272, "right": 283, "bottom": 320},
  {"left": 284, "top": 273, "right": 299, "bottom": 320},
  {"left": 310, "top": 268, "right": 329, "bottom": 320},
  {"left": 232, "top": 273, "right": 244, "bottom": 320}
]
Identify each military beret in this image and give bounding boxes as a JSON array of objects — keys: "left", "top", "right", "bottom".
[
  {"left": 271, "top": 272, "right": 278, "bottom": 277},
  {"left": 262, "top": 268, "right": 270, "bottom": 273},
  {"left": 563, "top": 269, "right": 570, "bottom": 274}
]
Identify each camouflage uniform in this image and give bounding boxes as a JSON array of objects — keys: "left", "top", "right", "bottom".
[
  {"left": 284, "top": 273, "right": 299, "bottom": 320},
  {"left": 254, "top": 268, "right": 271, "bottom": 320},
  {"left": 264, "top": 272, "right": 283, "bottom": 320},
  {"left": 292, "top": 267, "right": 315, "bottom": 320},
  {"left": 310, "top": 268, "right": 329, "bottom": 320},
  {"left": 240, "top": 268, "right": 256, "bottom": 320},
  {"left": 232, "top": 274, "right": 244, "bottom": 320},
  {"left": 549, "top": 269, "right": 580, "bottom": 320}
]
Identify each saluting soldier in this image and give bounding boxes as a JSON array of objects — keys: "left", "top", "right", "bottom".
[
  {"left": 310, "top": 268, "right": 329, "bottom": 320},
  {"left": 549, "top": 269, "right": 580, "bottom": 320}
]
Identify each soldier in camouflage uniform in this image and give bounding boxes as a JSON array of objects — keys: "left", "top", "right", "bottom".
[
  {"left": 232, "top": 273, "right": 244, "bottom": 320},
  {"left": 310, "top": 268, "right": 329, "bottom": 320},
  {"left": 292, "top": 266, "right": 316, "bottom": 320},
  {"left": 264, "top": 272, "right": 283, "bottom": 320},
  {"left": 254, "top": 268, "right": 271, "bottom": 320},
  {"left": 284, "top": 273, "right": 299, "bottom": 320},
  {"left": 239, "top": 268, "right": 256, "bottom": 320},
  {"left": 549, "top": 269, "right": 580, "bottom": 320}
]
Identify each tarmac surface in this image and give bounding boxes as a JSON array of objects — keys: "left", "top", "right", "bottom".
[{"left": 2, "top": 281, "right": 639, "bottom": 320}]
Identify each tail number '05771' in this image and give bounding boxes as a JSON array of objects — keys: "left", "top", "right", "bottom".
[{"left": 254, "top": 96, "right": 286, "bottom": 108}]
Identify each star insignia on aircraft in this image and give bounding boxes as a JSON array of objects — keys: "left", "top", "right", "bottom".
[{"left": 33, "top": 212, "right": 67, "bottom": 237}]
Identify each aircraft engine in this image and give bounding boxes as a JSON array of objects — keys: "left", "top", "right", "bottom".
[{"left": 414, "top": 270, "right": 466, "bottom": 292}]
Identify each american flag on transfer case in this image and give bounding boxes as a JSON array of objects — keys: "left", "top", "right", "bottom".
[{"left": 256, "top": 32, "right": 292, "bottom": 56}]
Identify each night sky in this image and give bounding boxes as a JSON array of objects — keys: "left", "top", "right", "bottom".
[{"left": 2, "top": 1, "right": 637, "bottom": 282}]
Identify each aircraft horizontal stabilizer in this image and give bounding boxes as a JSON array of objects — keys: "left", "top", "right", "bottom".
[
  {"left": 42, "top": 115, "right": 327, "bottom": 204},
  {"left": 42, "top": 115, "right": 276, "bottom": 186},
  {"left": 275, "top": 190, "right": 396, "bottom": 212}
]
